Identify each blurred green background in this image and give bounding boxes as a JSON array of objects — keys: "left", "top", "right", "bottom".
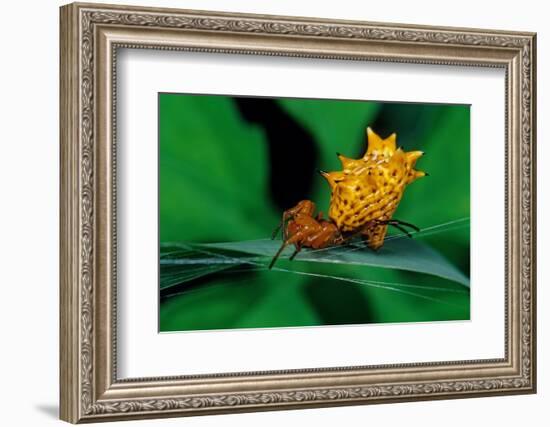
[{"left": 159, "top": 93, "right": 470, "bottom": 332}]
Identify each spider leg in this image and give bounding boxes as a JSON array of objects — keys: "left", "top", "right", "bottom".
[
  {"left": 271, "top": 221, "right": 283, "bottom": 240},
  {"left": 373, "top": 218, "right": 420, "bottom": 238},
  {"left": 387, "top": 222, "right": 413, "bottom": 238},
  {"left": 272, "top": 211, "right": 291, "bottom": 240},
  {"left": 340, "top": 221, "right": 377, "bottom": 245},
  {"left": 289, "top": 244, "right": 302, "bottom": 261},
  {"left": 387, "top": 219, "right": 420, "bottom": 233},
  {"left": 269, "top": 233, "right": 304, "bottom": 269},
  {"left": 269, "top": 241, "right": 288, "bottom": 269}
]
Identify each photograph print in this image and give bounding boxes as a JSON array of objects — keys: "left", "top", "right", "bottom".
[{"left": 158, "top": 93, "right": 470, "bottom": 332}]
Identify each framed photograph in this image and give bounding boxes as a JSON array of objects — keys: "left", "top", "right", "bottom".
[{"left": 60, "top": 2, "right": 537, "bottom": 423}]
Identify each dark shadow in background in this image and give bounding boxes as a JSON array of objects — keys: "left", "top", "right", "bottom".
[
  {"left": 234, "top": 98, "right": 318, "bottom": 210},
  {"left": 369, "top": 103, "right": 420, "bottom": 143},
  {"left": 368, "top": 103, "right": 444, "bottom": 152}
]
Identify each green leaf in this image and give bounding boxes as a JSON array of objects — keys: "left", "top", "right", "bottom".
[
  {"left": 159, "top": 94, "right": 277, "bottom": 242},
  {"left": 161, "top": 236, "right": 469, "bottom": 288},
  {"left": 159, "top": 243, "right": 321, "bottom": 331}
]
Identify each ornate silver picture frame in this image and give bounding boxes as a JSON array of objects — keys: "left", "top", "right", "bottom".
[{"left": 60, "top": 2, "right": 536, "bottom": 423}]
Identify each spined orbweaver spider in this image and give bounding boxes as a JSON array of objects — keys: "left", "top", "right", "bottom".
[
  {"left": 269, "top": 127, "right": 426, "bottom": 269},
  {"left": 269, "top": 200, "right": 420, "bottom": 269}
]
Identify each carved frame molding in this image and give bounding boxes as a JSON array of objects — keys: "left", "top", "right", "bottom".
[{"left": 60, "top": 2, "right": 536, "bottom": 423}]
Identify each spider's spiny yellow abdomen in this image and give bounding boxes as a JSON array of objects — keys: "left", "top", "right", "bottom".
[{"left": 321, "top": 127, "right": 426, "bottom": 249}]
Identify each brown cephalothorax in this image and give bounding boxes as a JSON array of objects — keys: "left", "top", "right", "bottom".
[
  {"left": 269, "top": 200, "right": 344, "bottom": 269},
  {"left": 269, "top": 127, "right": 425, "bottom": 269}
]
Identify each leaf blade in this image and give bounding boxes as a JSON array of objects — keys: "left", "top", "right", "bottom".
[{"left": 198, "top": 237, "right": 470, "bottom": 287}]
